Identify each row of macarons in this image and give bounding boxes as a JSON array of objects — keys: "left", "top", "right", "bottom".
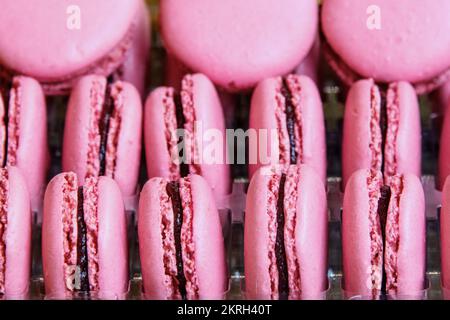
[
  {"left": 1, "top": 163, "right": 450, "bottom": 300},
  {"left": 2, "top": 71, "right": 449, "bottom": 217}
]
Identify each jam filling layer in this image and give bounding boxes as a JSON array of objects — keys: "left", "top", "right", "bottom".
[
  {"left": 280, "top": 79, "right": 298, "bottom": 165},
  {"left": 377, "top": 185, "right": 391, "bottom": 295},
  {"left": 98, "top": 77, "right": 115, "bottom": 176},
  {"left": 166, "top": 181, "right": 187, "bottom": 300},
  {"left": 173, "top": 94, "right": 189, "bottom": 178},
  {"left": 275, "top": 173, "right": 289, "bottom": 300},
  {"left": 76, "top": 187, "right": 90, "bottom": 293},
  {"left": 0, "top": 81, "right": 11, "bottom": 168},
  {"left": 378, "top": 86, "right": 388, "bottom": 174}
]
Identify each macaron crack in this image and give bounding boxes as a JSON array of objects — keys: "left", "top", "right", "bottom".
[
  {"left": 370, "top": 84, "right": 400, "bottom": 183},
  {"left": 367, "top": 171, "right": 403, "bottom": 297},
  {"left": 267, "top": 166, "right": 301, "bottom": 300},
  {"left": 276, "top": 76, "right": 303, "bottom": 166},
  {"left": 162, "top": 75, "right": 201, "bottom": 181},
  {"left": 159, "top": 177, "right": 199, "bottom": 300}
]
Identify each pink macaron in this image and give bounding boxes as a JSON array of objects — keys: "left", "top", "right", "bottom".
[
  {"left": 0, "top": 166, "right": 32, "bottom": 299},
  {"left": 144, "top": 73, "right": 231, "bottom": 202},
  {"left": 0, "top": 76, "right": 49, "bottom": 212},
  {"left": 62, "top": 75, "right": 142, "bottom": 203},
  {"left": 0, "top": 0, "right": 150, "bottom": 95},
  {"left": 342, "top": 169, "right": 426, "bottom": 299},
  {"left": 160, "top": 0, "right": 318, "bottom": 92},
  {"left": 244, "top": 165, "right": 328, "bottom": 300},
  {"left": 138, "top": 174, "right": 227, "bottom": 300},
  {"left": 342, "top": 79, "right": 421, "bottom": 189},
  {"left": 322, "top": 0, "right": 450, "bottom": 94},
  {"left": 249, "top": 75, "right": 326, "bottom": 183},
  {"left": 42, "top": 172, "right": 128, "bottom": 299}
]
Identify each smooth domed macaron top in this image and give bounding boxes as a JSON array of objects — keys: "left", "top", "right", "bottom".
[
  {"left": 322, "top": 0, "right": 450, "bottom": 84},
  {"left": 160, "top": 0, "right": 318, "bottom": 91},
  {"left": 0, "top": 0, "right": 140, "bottom": 80}
]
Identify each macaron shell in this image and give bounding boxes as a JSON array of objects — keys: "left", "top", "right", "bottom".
[
  {"left": 249, "top": 75, "right": 326, "bottom": 182},
  {"left": 144, "top": 87, "right": 176, "bottom": 180},
  {"left": 42, "top": 173, "right": 70, "bottom": 298},
  {"left": 342, "top": 80, "right": 373, "bottom": 189},
  {"left": 322, "top": 0, "right": 450, "bottom": 85},
  {"left": 393, "top": 82, "right": 421, "bottom": 180},
  {"left": 294, "top": 165, "right": 328, "bottom": 297},
  {"left": 4, "top": 167, "right": 31, "bottom": 298},
  {"left": 62, "top": 75, "right": 142, "bottom": 197},
  {"left": 138, "top": 178, "right": 170, "bottom": 299},
  {"left": 109, "top": 81, "right": 142, "bottom": 197},
  {"left": 160, "top": 0, "right": 318, "bottom": 91},
  {"left": 244, "top": 168, "right": 273, "bottom": 299},
  {"left": 13, "top": 76, "right": 49, "bottom": 212},
  {"left": 190, "top": 174, "right": 227, "bottom": 299},
  {"left": 0, "top": 0, "right": 140, "bottom": 81},
  {"left": 441, "top": 177, "right": 450, "bottom": 290},
  {"left": 188, "top": 74, "right": 231, "bottom": 198},
  {"left": 120, "top": 0, "right": 151, "bottom": 97},
  {"left": 342, "top": 169, "right": 374, "bottom": 297},
  {"left": 396, "top": 174, "right": 425, "bottom": 295},
  {"left": 96, "top": 176, "right": 128, "bottom": 298}
]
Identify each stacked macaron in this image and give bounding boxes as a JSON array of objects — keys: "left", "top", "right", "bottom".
[
  {"left": 244, "top": 165, "right": 328, "bottom": 300},
  {"left": 0, "top": 0, "right": 150, "bottom": 96},
  {"left": 342, "top": 79, "right": 421, "bottom": 189},
  {"left": 42, "top": 172, "right": 128, "bottom": 299},
  {"left": 343, "top": 169, "right": 426, "bottom": 299}
]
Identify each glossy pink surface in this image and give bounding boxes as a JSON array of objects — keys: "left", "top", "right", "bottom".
[
  {"left": 160, "top": 0, "right": 317, "bottom": 92},
  {"left": 322, "top": 0, "right": 450, "bottom": 91}
]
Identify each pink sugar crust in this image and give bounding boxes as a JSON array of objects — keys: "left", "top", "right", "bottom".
[
  {"left": 322, "top": 0, "right": 450, "bottom": 94},
  {"left": 138, "top": 175, "right": 227, "bottom": 300},
  {"left": 0, "top": 0, "right": 141, "bottom": 95},
  {"left": 0, "top": 167, "right": 31, "bottom": 298},
  {"left": 295, "top": 34, "right": 321, "bottom": 85},
  {"left": 62, "top": 75, "right": 142, "bottom": 197},
  {"left": 342, "top": 79, "right": 421, "bottom": 189},
  {"left": 249, "top": 75, "right": 326, "bottom": 183},
  {"left": 244, "top": 165, "right": 327, "bottom": 299},
  {"left": 434, "top": 101, "right": 450, "bottom": 189},
  {"left": 343, "top": 169, "right": 425, "bottom": 297},
  {"left": 42, "top": 173, "right": 128, "bottom": 299},
  {"left": 144, "top": 74, "right": 231, "bottom": 201},
  {"left": 160, "top": 0, "right": 317, "bottom": 92},
  {"left": 0, "top": 76, "right": 49, "bottom": 212}
]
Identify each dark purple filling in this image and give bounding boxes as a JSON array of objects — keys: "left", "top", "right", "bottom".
[
  {"left": 378, "top": 85, "right": 388, "bottom": 174},
  {"left": 98, "top": 76, "right": 115, "bottom": 176},
  {"left": 173, "top": 94, "right": 189, "bottom": 177},
  {"left": 0, "top": 80, "right": 12, "bottom": 168},
  {"left": 377, "top": 185, "right": 391, "bottom": 295},
  {"left": 280, "top": 79, "right": 298, "bottom": 165},
  {"left": 166, "top": 181, "right": 187, "bottom": 300},
  {"left": 76, "top": 187, "right": 90, "bottom": 294},
  {"left": 275, "top": 174, "right": 289, "bottom": 300}
]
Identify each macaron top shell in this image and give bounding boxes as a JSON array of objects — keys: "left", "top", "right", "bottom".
[
  {"left": 322, "top": 0, "right": 450, "bottom": 88},
  {"left": 0, "top": 0, "right": 139, "bottom": 81},
  {"left": 160, "top": 0, "right": 318, "bottom": 91}
]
